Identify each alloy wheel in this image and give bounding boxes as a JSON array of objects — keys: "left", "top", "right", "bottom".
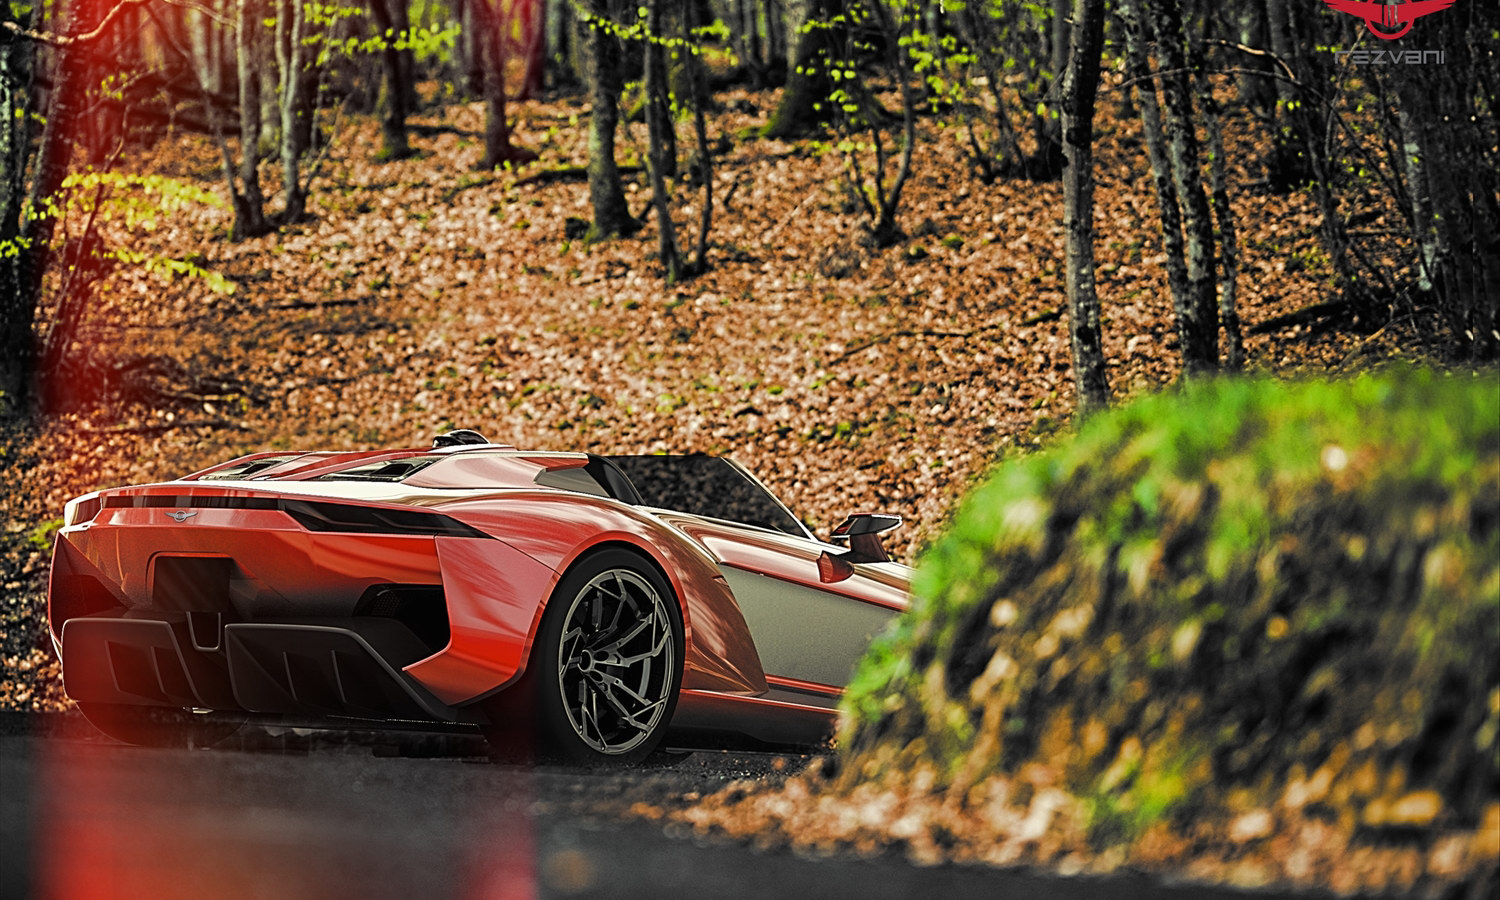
[{"left": 554, "top": 567, "right": 676, "bottom": 755}]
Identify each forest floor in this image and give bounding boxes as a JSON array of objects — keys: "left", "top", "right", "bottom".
[{"left": 0, "top": 81, "right": 1436, "bottom": 711}]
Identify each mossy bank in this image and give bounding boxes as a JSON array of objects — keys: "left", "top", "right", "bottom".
[
  {"left": 843, "top": 367, "right": 1498, "bottom": 891},
  {"left": 679, "top": 369, "right": 1499, "bottom": 897}
]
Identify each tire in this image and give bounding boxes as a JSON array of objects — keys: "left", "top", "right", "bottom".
[
  {"left": 486, "top": 548, "right": 684, "bottom": 765},
  {"left": 77, "top": 702, "right": 244, "bottom": 749}
]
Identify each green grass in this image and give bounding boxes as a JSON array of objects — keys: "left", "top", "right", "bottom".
[{"left": 840, "top": 367, "right": 1500, "bottom": 841}]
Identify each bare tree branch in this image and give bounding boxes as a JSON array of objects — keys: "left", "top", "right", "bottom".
[{"left": 1, "top": 0, "right": 151, "bottom": 47}]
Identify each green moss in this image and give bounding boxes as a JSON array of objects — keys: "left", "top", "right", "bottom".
[
  {"left": 27, "top": 518, "right": 62, "bottom": 551},
  {"left": 840, "top": 367, "right": 1500, "bottom": 835}
]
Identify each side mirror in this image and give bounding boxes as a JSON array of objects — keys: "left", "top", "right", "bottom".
[{"left": 818, "top": 513, "right": 901, "bottom": 582}]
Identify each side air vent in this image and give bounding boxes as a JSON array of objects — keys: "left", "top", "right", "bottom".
[
  {"left": 356, "top": 584, "right": 451, "bottom": 654},
  {"left": 197, "top": 455, "right": 305, "bottom": 480},
  {"left": 313, "top": 457, "right": 441, "bottom": 482}
]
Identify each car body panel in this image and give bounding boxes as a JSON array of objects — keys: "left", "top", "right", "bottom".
[
  {"left": 655, "top": 513, "right": 910, "bottom": 610},
  {"left": 718, "top": 567, "right": 900, "bottom": 689},
  {"left": 48, "top": 446, "right": 913, "bottom": 749},
  {"left": 63, "top": 503, "right": 444, "bottom": 617},
  {"left": 399, "top": 535, "right": 560, "bottom": 706},
  {"left": 424, "top": 490, "right": 770, "bottom": 699}
]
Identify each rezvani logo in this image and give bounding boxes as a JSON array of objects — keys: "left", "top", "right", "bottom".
[{"left": 1322, "top": 0, "right": 1456, "bottom": 40}]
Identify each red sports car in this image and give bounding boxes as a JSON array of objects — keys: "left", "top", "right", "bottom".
[{"left": 48, "top": 431, "right": 910, "bottom": 763}]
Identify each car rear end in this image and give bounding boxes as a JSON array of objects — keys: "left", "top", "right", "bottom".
[{"left": 48, "top": 481, "right": 489, "bottom": 726}]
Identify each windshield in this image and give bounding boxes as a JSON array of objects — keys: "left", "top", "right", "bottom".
[{"left": 604, "top": 455, "right": 808, "bottom": 538}]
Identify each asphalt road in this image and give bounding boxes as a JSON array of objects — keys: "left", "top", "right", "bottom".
[{"left": 0, "top": 717, "right": 1323, "bottom": 900}]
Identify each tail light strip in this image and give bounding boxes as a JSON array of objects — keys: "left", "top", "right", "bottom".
[{"left": 99, "top": 495, "right": 488, "bottom": 539}]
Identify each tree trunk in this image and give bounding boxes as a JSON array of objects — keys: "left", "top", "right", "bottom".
[
  {"left": 1282, "top": 0, "right": 1358, "bottom": 303},
  {"left": 865, "top": 0, "right": 914, "bottom": 247},
  {"left": 1144, "top": 0, "right": 1218, "bottom": 374},
  {"left": 189, "top": 4, "right": 214, "bottom": 95},
  {"left": 953, "top": 1, "right": 1021, "bottom": 181},
  {"left": 147, "top": 0, "right": 259, "bottom": 245},
  {"left": 105, "top": 2, "right": 140, "bottom": 156},
  {"left": 763, "top": 0, "right": 836, "bottom": 139},
  {"left": 388, "top": 0, "right": 419, "bottom": 111},
  {"left": 1060, "top": 0, "right": 1109, "bottom": 414},
  {"left": 79, "top": 2, "right": 111, "bottom": 164},
  {"left": 0, "top": 1, "right": 42, "bottom": 414},
  {"left": 647, "top": 2, "right": 676, "bottom": 179},
  {"left": 547, "top": 0, "right": 584, "bottom": 87},
  {"left": 737, "top": 0, "right": 765, "bottom": 86},
  {"left": 0, "top": 34, "right": 35, "bottom": 242},
  {"left": 1193, "top": 50, "right": 1243, "bottom": 370},
  {"left": 259, "top": 36, "right": 279, "bottom": 146},
  {"left": 1262, "top": 0, "right": 1302, "bottom": 185},
  {"left": 765, "top": 0, "right": 785, "bottom": 73},
  {"left": 689, "top": 35, "right": 712, "bottom": 274},
  {"left": 236, "top": 0, "right": 270, "bottom": 236},
  {"left": 475, "top": 0, "right": 508, "bottom": 166},
  {"left": 583, "top": 0, "right": 635, "bottom": 240},
  {"left": 1, "top": 0, "right": 114, "bottom": 413},
  {"left": 1397, "top": 105, "right": 1438, "bottom": 294},
  {"left": 643, "top": 0, "right": 680, "bottom": 281},
  {"left": 1118, "top": 0, "right": 1190, "bottom": 355},
  {"left": 20, "top": 1, "right": 101, "bottom": 354},
  {"left": 278, "top": 0, "right": 309, "bottom": 221},
  {"left": 1392, "top": 15, "right": 1500, "bottom": 360},
  {"left": 217, "top": 0, "right": 235, "bottom": 98},
  {"left": 458, "top": 0, "right": 482, "bottom": 96},
  {"left": 473, "top": 0, "right": 535, "bottom": 168},
  {"left": 38, "top": 191, "right": 107, "bottom": 410},
  {"left": 1236, "top": 0, "right": 1276, "bottom": 119},
  {"left": 369, "top": 0, "right": 412, "bottom": 161},
  {"left": 274, "top": 0, "right": 317, "bottom": 156},
  {"left": 1048, "top": 0, "right": 1069, "bottom": 81},
  {"left": 515, "top": 0, "right": 546, "bottom": 100}
]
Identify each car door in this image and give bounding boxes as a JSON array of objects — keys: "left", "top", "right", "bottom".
[{"left": 654, "top": 514, "right": 909, "bottom": 699}]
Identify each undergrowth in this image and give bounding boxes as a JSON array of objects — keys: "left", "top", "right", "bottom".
[{"left": 842, "top": 367, "right": 1500, "bottom": 840}]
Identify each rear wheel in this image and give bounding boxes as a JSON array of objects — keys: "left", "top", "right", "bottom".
[
  {"left": 77, "top": 703, "right": 244, "bottom": 749},
  {"left": 486, "top": 549, "right": 683, "bottom": 765}
]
